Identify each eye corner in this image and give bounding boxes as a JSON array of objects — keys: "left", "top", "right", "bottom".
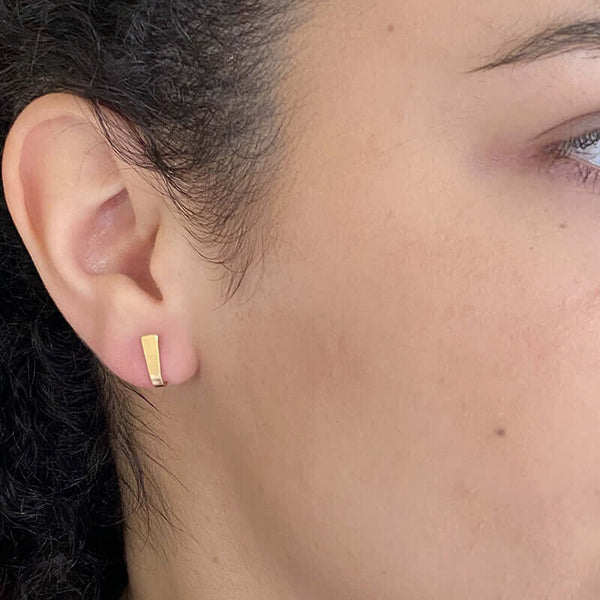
[{"left": 485, "top": 138, "right": 545, "bottom": 171}]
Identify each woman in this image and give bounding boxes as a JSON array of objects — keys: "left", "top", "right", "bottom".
[{"left": 1, "top": 0, "right": 600, "bottom": 598}]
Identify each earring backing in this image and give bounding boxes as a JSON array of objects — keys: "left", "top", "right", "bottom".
[{"left": 141, "top": 334, "right": 167, "bottom": 387}]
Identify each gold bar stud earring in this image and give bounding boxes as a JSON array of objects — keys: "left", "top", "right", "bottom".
[{"left": 141, "top": 334, "right": 167, "bottom": 387}]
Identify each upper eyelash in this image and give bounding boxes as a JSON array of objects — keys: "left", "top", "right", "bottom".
[
  {"left": 542, "top": 128, "right": 600, "bottom": 190},
  {"left": 546, "top": 128, "right": 600, "bottom": 161}
]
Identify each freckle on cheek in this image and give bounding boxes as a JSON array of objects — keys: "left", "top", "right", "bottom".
[{"left": 494, "top": 428, "right": 506, "bottom": 437}]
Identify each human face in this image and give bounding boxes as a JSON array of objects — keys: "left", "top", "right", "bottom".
[{"left": 183, "top": 0, "right": 600, "bottom": 596}]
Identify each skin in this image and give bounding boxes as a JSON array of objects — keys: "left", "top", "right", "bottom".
[{"left": 5, "top": 0, "right": 600, "bottom": 598}]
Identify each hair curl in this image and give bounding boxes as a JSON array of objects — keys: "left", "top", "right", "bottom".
[{"left": 0, "top": 1, "right": 311, "bottom": 598}]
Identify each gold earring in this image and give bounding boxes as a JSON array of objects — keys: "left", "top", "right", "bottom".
[{"left": 141, "top": 334, "right": 167, "bottom": 387}]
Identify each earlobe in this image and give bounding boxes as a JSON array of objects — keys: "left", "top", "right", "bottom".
[{"left": 1, "top": 93, "right": 200, "bottom": 389}]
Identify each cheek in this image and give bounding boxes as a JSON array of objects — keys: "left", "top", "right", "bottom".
[{"left": 210, "top": 147, "right": 600, "bottom": 595}]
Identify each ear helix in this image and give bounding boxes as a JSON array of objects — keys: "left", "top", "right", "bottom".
[{"left": 140, "top": 334, "right": 167, "bottom": 387}]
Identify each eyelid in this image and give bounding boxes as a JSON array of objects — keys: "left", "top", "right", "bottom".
[
  {"left": 529, "top": 110, "right": 600, "bottom": 144},
  {"left": 512, "top": 113, "right": 600, "bottom": 169},
  {"left": 477, "top": 111, "right": 600, "bottom": 176},
  {"left": 535, "top": 126, "right": 600, "bottom": 194}
]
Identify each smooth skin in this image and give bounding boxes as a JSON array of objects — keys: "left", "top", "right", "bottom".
[{"left": 5, "top": 0, "right": 600, "bottom": 598}]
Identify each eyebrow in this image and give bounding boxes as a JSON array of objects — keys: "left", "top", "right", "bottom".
[{"left": 469, "top": 17, "right": 600, "bottom": 72}]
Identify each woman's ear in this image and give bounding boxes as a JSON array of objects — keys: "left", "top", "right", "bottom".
[{"left": 1, "top": 93, "right": 199, "bottom": 389}]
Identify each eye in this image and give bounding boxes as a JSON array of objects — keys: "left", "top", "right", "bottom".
[{"left": 542, "top": 127, "right": 600, "bottom": 192}]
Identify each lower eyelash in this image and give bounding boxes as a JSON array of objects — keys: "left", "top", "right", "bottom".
[{"left": 573, "top": 160, "right": 600, "bottom": 186}]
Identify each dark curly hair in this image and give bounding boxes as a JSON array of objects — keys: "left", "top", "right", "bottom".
[{"left": 0, "top": 1, "right": 312, "bottom": 598}]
